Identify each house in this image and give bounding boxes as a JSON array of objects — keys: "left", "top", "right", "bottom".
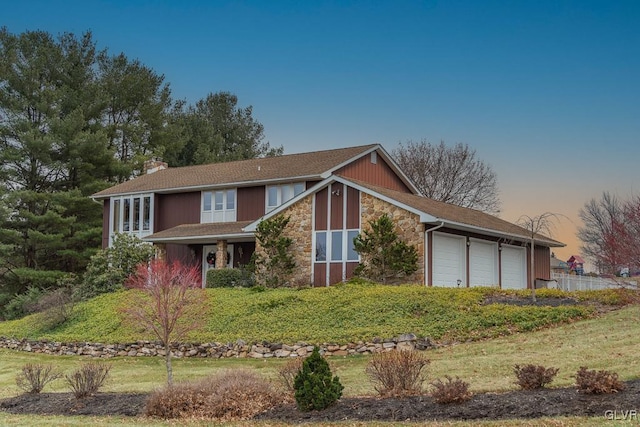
[
  {"left": 567, "top": 255, "right": 585, "bottom": 275},
  {"left": 92, "top": 144, "right": 563, "bottom": 288},
  {"left": 550, "top": 253, "right": 569, "bottom": 274}
]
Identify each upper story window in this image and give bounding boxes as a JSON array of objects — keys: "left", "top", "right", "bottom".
[
  {"left": 110, "top": 194, "right": 153, "bottom": 244},
  {"left": 202, "top": 189, "right": 237, "bottom": 223},
  {"left": 266, "top": 182, "right": 305, "bottom": 213}
]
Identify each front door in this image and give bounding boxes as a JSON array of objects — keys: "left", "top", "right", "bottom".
[{"left": 202, "top": 244, "right": 234, "bottom": 285}]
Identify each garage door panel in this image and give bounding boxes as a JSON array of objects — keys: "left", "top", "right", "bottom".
[
  {"left": 469, "top": 240, "right": 497, "bottom": 286},
  {"left": 501, "top": 245, "right": 526, "bottom": 289},
  {"left": 432, "top": 233, "right": 465, "bottom": 287}
]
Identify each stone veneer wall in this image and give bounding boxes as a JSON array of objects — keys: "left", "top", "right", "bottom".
[
  {"left": 254, "top": 195, "right": 314, "bottom": 286},
  {"left": 360, "top": 193, "right": 425, "bottom": 283},
  {"left": 0, "top": 334, "right": 434, "bottom": 359}
]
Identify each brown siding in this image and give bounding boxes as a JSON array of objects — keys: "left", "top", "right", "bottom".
[
  {"left": 102, "top": 199, "right": 110, "bottom": 249},
  {"left": 346, "top": 262, "right": 358, "bottom": 279},
  {"left": 329, "top": 263, "right": 343, "bottom": 285},
  {"left": 335, "top": 152, "right": 411, "bottom": 193},
  {"left": 155, "top": 192, "right": 200, "bottom": 231},
  {"left": 237, "top": 186, "right": 265, "bottom": 221},
  {"left": 314, "top": 263, "right": 326, "bottom": 287},
  {"left": 166, "top": 244, "right": 195, "bottom": 266},
  {"left": 315, "top": 188, "right": 328, "bottom": 231},
  {"left": 346, "top": 186, "right": 359, "bottom": 229},
  {"left": 330, "top": 183, "right": 344, "bottom": 230},
  {"left": 534, "top": 245, "right": 551, "bottom": 281},
  {"left": 234, "top": 242, "right": 255, "bottom": 267}
]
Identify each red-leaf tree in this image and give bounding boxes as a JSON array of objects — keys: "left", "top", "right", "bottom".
[
  {"left": 123, "top": 259, "right": 207, "bottom": 385},
  {"left": 601, "top": 197, "right": 640, "bottom": 274}
]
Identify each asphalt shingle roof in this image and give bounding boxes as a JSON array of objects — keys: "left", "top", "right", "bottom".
[
  {"left": 347, "top": 178, "right": 564, "bottom": 247},
  {"left": 93, "top": 144, "right": 378, "bottom": 198}
]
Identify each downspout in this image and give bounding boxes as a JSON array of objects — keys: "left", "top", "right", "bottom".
[{"left": 424, "top": 221, "right": 445, "bottom": 287}]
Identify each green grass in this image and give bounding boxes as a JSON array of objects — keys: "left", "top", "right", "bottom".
[
  {"left": 0, "top": 283, "right": 627, "bottom": 345},
  {"left": 2, "top": 304, "right": 640, "bottom": 425}
]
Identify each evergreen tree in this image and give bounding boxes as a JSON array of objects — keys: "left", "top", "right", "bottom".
[
  {"left": 294, "top": 347, "right": 343, "bottom": 411},
  {"left": 353, "top": 214, "right": 418, "bottom": 284}
]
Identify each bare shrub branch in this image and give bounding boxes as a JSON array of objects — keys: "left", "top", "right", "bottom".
[
  {"left": 16, "top": 363, "right": 62, "bottom": 394},
  {"left": 366, "top": 350, "right": 429, "bottom": 396}
]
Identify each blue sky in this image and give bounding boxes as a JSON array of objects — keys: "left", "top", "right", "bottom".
[{"left": 4, "top": 0, "right": 640, "bottom": 264}]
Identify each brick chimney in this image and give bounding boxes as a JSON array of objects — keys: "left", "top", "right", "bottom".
[{"left": 143, "top": 158, "right": 168, "bottom": 174}]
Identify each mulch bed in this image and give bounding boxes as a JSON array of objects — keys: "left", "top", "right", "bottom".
[{"left": 2, "top": 381, "right": 640, "bottom": 422}]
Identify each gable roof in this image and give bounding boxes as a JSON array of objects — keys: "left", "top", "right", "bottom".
[
  {"left": 346, "top": 178, "right": 564, "bottom": 247},
  {"left": 93, "top": 144, "right": 408, "bottom": 198},
  {"left": 246, "top": 175, "right": 563, "bottom": 247}
]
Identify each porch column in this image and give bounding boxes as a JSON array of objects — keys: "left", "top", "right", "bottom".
[
  {"left": 216, "top": 240, "right": 228, "bottom": 268},
  {"left": 154, "top": 243, "right": 167, "bottom": 261}
]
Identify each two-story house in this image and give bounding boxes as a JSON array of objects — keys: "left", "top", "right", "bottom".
[{"left": 92, "top": 144, "right": 563, "bottom": 288}]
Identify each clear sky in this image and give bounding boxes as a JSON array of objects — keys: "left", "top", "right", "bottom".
[{"left": 3, "top": 0, "right": 640, "bottom": 267}]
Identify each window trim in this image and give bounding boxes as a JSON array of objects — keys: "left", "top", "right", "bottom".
[
  {"left": 109, "top": 193, "right": 154, "bottom": 245},
  {"left": 201, "top": 189, "right": 237, "bottom": 223},
  {"left": 266, "top": 182, "right": 305, "bottom": 213}
]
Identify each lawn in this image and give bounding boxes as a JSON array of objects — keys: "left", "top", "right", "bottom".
[
  {"left": 0, "top": 283, "right": 626, "bottom": 345},
  {"left": 1, "top": 302, "right": 640, "bottom": 425}
]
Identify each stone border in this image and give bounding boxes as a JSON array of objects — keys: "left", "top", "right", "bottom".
[{"left": 0, "top": 334, "right": 435, "bottom": 359}]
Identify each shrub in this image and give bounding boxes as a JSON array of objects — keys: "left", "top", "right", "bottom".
[
  {"left": 294, "top": 347, "right": 343, "bottom": 411},
  {"left": 430, "top": 376, "right": 472, "bottom": 404},
  {"left": 3, "top": 286, "right": 44, "bottom": 320},
  {"left": 278, "top": 357, "right": 305, "bottom": 393},
  {"left": 145, "top": 369, "right": 284, "bottom": 420},
  {"left": 575, "top": 366, "right": 625, "bottom": 394},
  {"left": 207, "top": 268, "right": 243, "bottom": 288},
  {"left": 16, "top": 363, "right": 62, "bottom": 394},
  {"left": 513, "top": 364, "right": 559, "bottom": 390},
  {"left": 77, "top": 233, "right": 156, "bottom": 300},
  {"left": 353, "top": 214, "right": 418, "bottom": 284},
  {"left": 253, "top": 215, "right": 296, "bottom": 287},
  {"left": 65, "top": 362, "right": 111, "bottom": 399},
  {"left": 366, "top": 350, "right": 430, "bottom": 396}
]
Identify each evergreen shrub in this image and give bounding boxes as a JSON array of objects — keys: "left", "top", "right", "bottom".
[{"left": 294, "top": 347, "right": 343, "bottom": 411}]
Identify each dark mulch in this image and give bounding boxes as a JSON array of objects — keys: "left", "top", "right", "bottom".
[
  {"left": 0, "top": 392, "right": 147, "bottom": 417},
  {"left": 2, "top": 381, "right": 640, "bottom": 421}
]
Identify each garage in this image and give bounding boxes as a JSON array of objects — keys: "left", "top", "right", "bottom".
[
  {"left": 431, "top": 232, "right": 466, "bottom": 287},
  {"left": 500, "top": 245, "right": 527, "bottom": 289},
  {"left": 469, "top": 239, "right": 498, "bottom": 286}
]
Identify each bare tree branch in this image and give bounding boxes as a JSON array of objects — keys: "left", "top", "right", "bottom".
[{"left": 392, "top": 140, "right": 501, "bottom": 215}]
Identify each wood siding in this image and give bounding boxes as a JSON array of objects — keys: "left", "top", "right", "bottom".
[
  {"left": 346, "top": 186, "right": 360, "bottom": 229},
  {"left": 534, "top": 245, "right": 551, "bottom": 282},
  {"left": 237, "top": 186, "right": 265, "bottom": 221},
  {"left": 314, "top": 263, "right": 326, "bottom": 287},
  {"left": 155, "top": 192, "right": 200, "bottom": 231},
  {"left": 335, "top": 152, "right": 411, "bottom": 193},
  {"left": 234, "top": 242, "right": 256, "bottom": 267},
  {"left": 315, "top": 188, "right": 328, "bottom": 231},
  {"left": 330, "top": 183, "right": 344, "bottom": 230},
  {"left": 101, "top": 199, "right": 110, "bottom": 249}
]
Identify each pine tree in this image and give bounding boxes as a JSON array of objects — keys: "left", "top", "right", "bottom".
[{"left": 293, "top": 347, "right": 343, "bottom": 411}]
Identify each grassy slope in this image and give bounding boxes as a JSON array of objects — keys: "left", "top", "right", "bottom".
[
  {"left": 0, "top": 283, "right": 612, "bottom": 345},
  {"left": 1, "top": 304, "right": 639, "bottom": 426}
]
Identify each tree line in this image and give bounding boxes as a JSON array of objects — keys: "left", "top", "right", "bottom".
[
  {"left": 0, "top": 28, "right": 507, "bottom": 318},
  {"left": 0, "top": 28, "right": 280, "bottom": 314}
]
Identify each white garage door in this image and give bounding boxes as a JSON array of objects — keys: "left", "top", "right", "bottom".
[
  {"left": 432, "top": 232, "right": 466, "bottom": 287},
  {"left": 501, "top": 245, "right": 527, "bottom": 289},
  {"left": 469, "top": 239, "right": 498, "bottom": 286}
]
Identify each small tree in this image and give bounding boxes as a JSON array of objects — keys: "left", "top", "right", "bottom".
[
  {"left": 517, "top": 212, "right": 563, "bottom": 302},
  {"left": 253, "top": 215, "right": 296, "bottom": 287},
  {"left": 294, "top": 347, "right": 343, "bottom": 411},
  {"left": 123, "top": 259, "right": 206, "bottom": 385},
  {"left": 353, "top": 214, "right": 418, "bottom": 284}
]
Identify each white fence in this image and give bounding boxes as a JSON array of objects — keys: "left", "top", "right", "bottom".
[{"left": 549, "top": 273, "right": 636, "bottom": 291}]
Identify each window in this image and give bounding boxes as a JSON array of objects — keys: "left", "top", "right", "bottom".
[
  {"left": 202, "top": 189, "right": 237, "bottom": 223},
  {"left": 110, "top": 194, "right": 153, "bottom": 244},
  {"left": 314, "top": 229, "right": 359, "bottom": 263},
  {"left": 266, "top": 182, "right": 305, "bottom": 212}
]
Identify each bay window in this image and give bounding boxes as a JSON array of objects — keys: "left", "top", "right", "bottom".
[{"left": 110, "top": 194, "right": 154, "bottom": 244}]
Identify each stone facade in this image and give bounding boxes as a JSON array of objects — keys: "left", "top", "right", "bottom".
[
  {"left": 254, "top": 195, "right": 314, "bottom": 287},
  {"left": 360, "top": 192, "right": 425, "bottom": 283},
  {"left": 0, "top": 334, "right": 435, "bottom": 359}
]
